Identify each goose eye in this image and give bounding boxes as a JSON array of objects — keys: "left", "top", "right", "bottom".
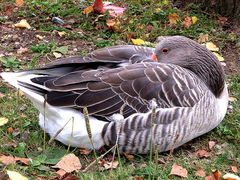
[{"left": 161, "top": 48, "right": 169, "bottom": 53}]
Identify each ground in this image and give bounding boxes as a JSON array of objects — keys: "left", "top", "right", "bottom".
[{"left": 0, "top": 0, "right": 239, "bottom": 179}]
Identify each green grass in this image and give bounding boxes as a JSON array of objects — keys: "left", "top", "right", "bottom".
[{"left": 0, "top": 0, "right": 240, "bottom": 179}]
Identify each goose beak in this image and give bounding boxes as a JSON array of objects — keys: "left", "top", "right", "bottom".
[{"left": 151, "top": 53, "right": 158, "bottom": 61}]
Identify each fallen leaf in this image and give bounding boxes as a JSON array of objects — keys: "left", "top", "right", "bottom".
[
  {"left": 195, "top": 167, "right": 206, "bottom": 177},
  {"left": 56, "top": 169, "right": 66, "bottom": 178},
  {"left": 101, "top": 160, "right": 119, "bottom": 170},
  {"left": 213, "top": 170, "right": 221, "bottom": 180},
  {"left": 195, "top": 149, "right": 211, "bottom": 158},
  {"left": 168, "top": 13, "right": 180, "bottom": 25},
  {"left": 3, "top": 4, "right": 15, "bottom": 16},
  {"left": 0, "top": 117, "right": 9, "bottom": 126},
  {"left": 53, "top": 153, "right": 81, "bottom": 173},
  {"left": 79, "top": 148, "right": 92, "bottom": 155},
  {"left": 206, "top": 42, "right": 219, "bottom": 52},
  {"left": 198, "top": 34, "right": 209, "bottom": 43},
  {"left": 131, "top": 38, "right": 145, "bottom": 45},
  {"left": 53, "top": 52, "right": 62, "bottom": 59},
  {"left": 57, "top": 31, "right": 66, "bottom": 37},
  {"left": 0, "top": 92, "right": 5, "bottom": 98},
  {"left": 192, "top": 16, "right": 198, "bottom": 24},
  {"left": 14, "top": 19, "right": 31, "bottom": 29},
  {"left": 7, "top": 170, "right": 28, "bottom": 180},
  {"left": 228, "top": 97, "right": 237, "bottom": 102},
  {"left": 218, "top": 16, "right": 228, "bottom": 26},
  {"left": 0, "top": 155, "right": 15, "bottom": 165},
  {"left": 16, "top": 0, "right": 24, "bottom": 7},
  {"left": 169, "top": 163, "right": 188, "bottom": 178},
  {"left": 134, "top": 176, "right": 143, "bottom": 180},
  {"left": 106, "top": 19, "right": 121, "bottom": 32},
  {"left": 213, "top": 52, "right": 224, "bottom": 61},
  {"left": 83, "top": 6, "right": 94, "bottom": 15},
  {"left": 182, "top": 16, "right": 192, "bottom": 28},
  {"left": 208, "top": 141, "right": 216, "bottom": 150},
  {"left": 7, "top": 127, "right": 14, "bottom": 133},
  {"left": 230, "top": 166, "right": 238, "bottom": 173},
  {"left": 54, "top": 46, "right": 68, "bottom": 55},
  {"left": 123, "top": 153, "right": 134, "bottom": 161},
  {"left": 15, "top": 157, "right": 30, "bottom": 165},
  {"left": 36, "top": 35, "right": 44, "bottom": 40},
  {"left": 17, "top": 47, "right": 28, "bottom": 54},
  {"left": 103, "top": 3, "right": 126, "bottom": 18},
  {"left": 223, "top": 173, "right": 240, "bottom": 180},
  {"left": 206, "top": 175, "right": 216, "bottom": 180}
]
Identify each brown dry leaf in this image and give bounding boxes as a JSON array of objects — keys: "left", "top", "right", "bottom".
[
  {"left": 99, "top": 160, "right": 119, "bottom": 170},
  {"left": 106, "top": 19, "right": 121, "bottom": 32},
  {"left": 56, "top": 169, "right": 66, "bottom": 178},
  {"left": 7, "top": 127, "right": 14, "bottom": 133},
  {"left": 36, "top": 35, "right": 44, "bottom": 40},
  {"left": 123, "top": 153, "right": 134, "bottom": 161},
  {"left": 213, "top": 52, "right": 224, "bottom": 62},
  {"left": 230, "top": 166, "right": 238, "bottom": 173},
  {"left": 208, "top": 141, "right": 216, "bottom": 150},
  {"left": 195, "top": 149, "right": 211, "bottom": 158},
  {"left": 213, "top": 170, "right": 221, "bottom": 180},
  {"left": 17, "top": 47, "right": 28, "bottom": 54},
  {"left": 218, "top": 16, "right": 228, "bottom": 26},
  {"left": 53, "top": 52, "right": 62, "bottom": 59},
  {"left": 134, "top": 176, "right": 143, "bottom": 180},
  {"left": 79, "top": 148, "right": 92, "bottom": 155},
  {"left": 53, "top": 153, "right": 81, "bottom": 173},
  {"left": 16, "top": 0, "right": 24, "bottom": 7},
  {"left": 83, "top": 6, "right": 94, "bottom": 15},
  {"left": 223, "top": 173, "right": 240, "bottom": 180},
  {"left": 182, "top": 16, "right": 192, "bottom": 28},
  {"left": 15, "top": 157, "right": 30, "bottom": 165},
  {"left": 0, "top": 155, "right": 16, "bottom": 165},
  {"left": 206, "top": 175, "right": 216, "bottom": 180},
  {"left": 229, "top": 97, "right": 237, "bottom": 102},
  {"left": 14, "top": 19, "right": 31, "bottom": 29},
  {"left": 3, "top": 4, "right": 15, "bottom": 16},
  {"left": 57, "top": 31, "right": 66, "bottom": 37},
  {"left": 198, "top": 34, "right": 209, "bottom": 43},
  {"left": 195, "top": 167, "right": 206, "bottom": 177},
  {"left": 169, "top": 163, "right": 188, "bottom": 178},
  {"left": 168, "top": 13, "right": 179, "bottom": 25}
]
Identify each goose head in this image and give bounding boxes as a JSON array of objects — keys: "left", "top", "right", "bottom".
[{"left": 154, "top": 36, "right": 225, "bottom": 97}]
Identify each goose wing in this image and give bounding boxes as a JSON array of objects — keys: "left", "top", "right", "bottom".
[{"left": 29, "top": 62, "right": 206, "bottom": 120}]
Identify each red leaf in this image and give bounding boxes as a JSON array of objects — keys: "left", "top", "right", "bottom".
[
  {"left": 79, "top": 148, "right": 92, "bottom": 155},
  {"left": 213, "top": 170, "right": 221, "bottom": 180},
  {"left": 169, "top": 163, "right": 188, "bottom": 178},
  {"left": 15, "top": 157, "right": 29, "bottom": 165},
  {"left": 205, "top": 175, "right": 216, "bottom": 180},
  {"left": 123, "top": 152, "right": 134, "bottom": 161},
  {"left": 195, "top": 149, "right": 211, "bottom": 158},
  {"left": 3, "top": 4, "right": 15, "bottom": 16},
  {"left": 56, "top": 169, "right": 66, "bottom": 178}
]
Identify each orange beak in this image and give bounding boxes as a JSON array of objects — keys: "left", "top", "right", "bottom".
[{"left": 151, "top": 53, "right": 158, "bottom": 61}]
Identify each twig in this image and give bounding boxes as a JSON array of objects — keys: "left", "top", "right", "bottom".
[
  {"left": 66, "top": 117, "right": 74, "bottom": 153},
  {"left": 48, "top": 117, "right": 72, "bottom": 144},
  {"left": 82, "top": 144, "right": 117, "bottom": 172}
]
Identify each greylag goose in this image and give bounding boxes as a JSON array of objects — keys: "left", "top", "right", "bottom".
[{"left": 1, "top": 36, "right": 228, "bottom": 154}]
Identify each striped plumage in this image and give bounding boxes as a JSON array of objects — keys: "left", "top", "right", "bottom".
[{"left": 0, "top": 36, "right": 228, "bottom": 154}]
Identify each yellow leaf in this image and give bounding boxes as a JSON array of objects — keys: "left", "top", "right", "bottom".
[
  {"left": 83, "top": 6, "right": 93, "bottom": 15},
  {"left": 131, "top": 38, "right": 145, "bottom": 45},
  {"left": 14, "top": 19, "right": 31, "bottom": 29},
  {"left": 0, "top": 117, "right": 8, "bottom": 126},
  {"left": 36, "top": 34, "right": 44, "bottom": 40},
  {"left": 16, "top": 0, "right": 24, "bottom": 7},
  {"left": 168, "top": 13, "right": 179, "bottom": 25},
  {"left": 213, "top": 52, "right": 224, "bottom": 61},
  {"left": 206, "top": 42, "right": 219, "bottom": 52},
  {"left": 191, "top": 16, "right": 198, "bottom": 24},
  {"left": 53, "top": 52, "right": 62, "bottom": 59},
  {"left": 57, "top": 31, "right": 66, "bottom": 37},
  {"left": 7, "top": 170, "right": 28, "bottom": 180}
]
